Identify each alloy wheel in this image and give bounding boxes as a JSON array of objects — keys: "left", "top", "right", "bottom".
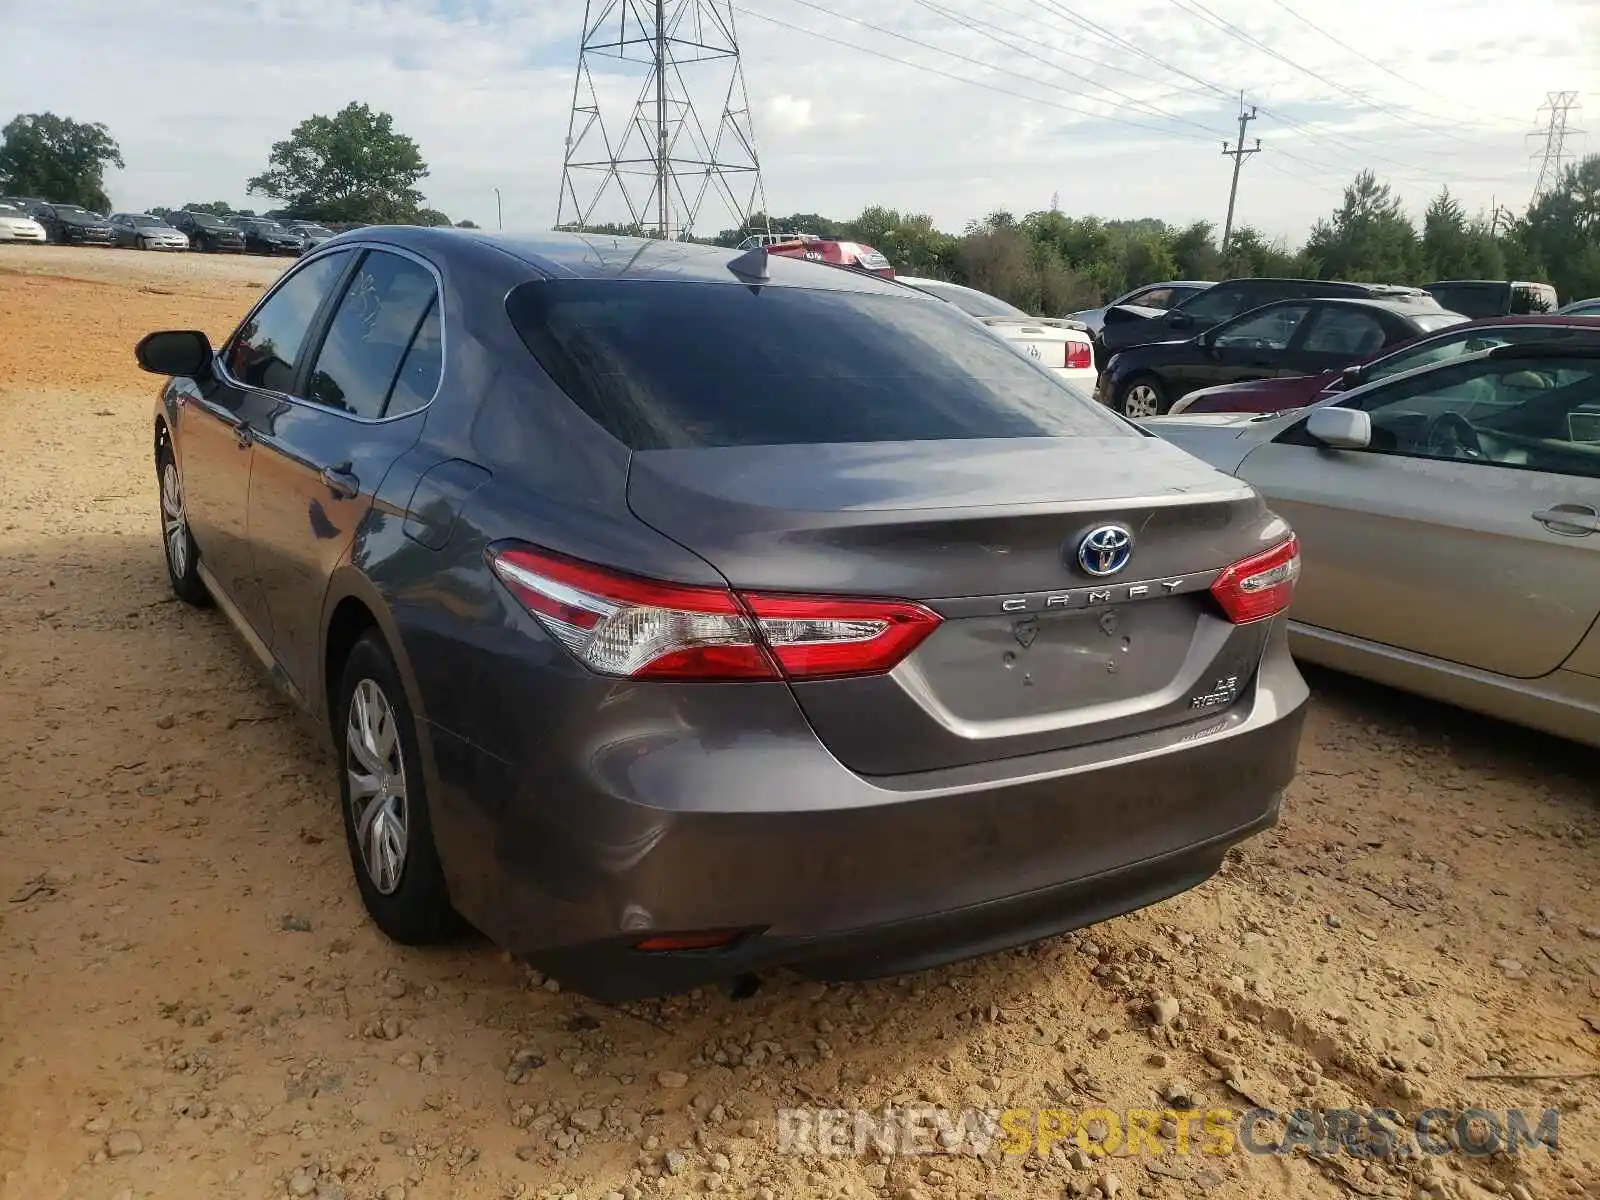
[
  {"left": 160, "top": 461, "right": 188, "bottom": 578},
  {"left": 346, "top": 679, "right": 410, "bottom": 896},
  {"left": 1122, "top": 384, "right": 1161, "bottom": 419}
]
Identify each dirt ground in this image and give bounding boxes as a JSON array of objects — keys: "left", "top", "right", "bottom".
[{"left": 2, "top": 244, "right": 1598, "bottom": 1200}]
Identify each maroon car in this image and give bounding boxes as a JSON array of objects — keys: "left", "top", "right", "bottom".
[{"left": 1167, "top": 314, "right": 1600, "bottom": 415}]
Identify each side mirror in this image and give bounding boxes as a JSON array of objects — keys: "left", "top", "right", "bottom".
[
  {"left": 1338, "top": 365, "right": 1364, "bottom": 390},
  {"left": 135, "top": 330, "right": 213, "bottom": 378},
  {"left": 1166, "top": 311, "right": 1194, "bottom": 329},
  {"left": 1306, "top": 406, "right": 1372, "bottom": 450}
]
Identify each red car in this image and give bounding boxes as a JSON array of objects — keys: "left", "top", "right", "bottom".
[
  {"left": 1167, "top": 314, "right": 1600, "bottom": 415},
  {"left": 764, "top": 235, "right": 895, "bottom": 279}
]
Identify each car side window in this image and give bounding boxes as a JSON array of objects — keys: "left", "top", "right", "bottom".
[
  {"left": 304, "top": 250, "right": 439, "bottom": 419},
  {"left": 384, "top": 301, "right": 443, "bottom": 418},
  {"left": 224, "top": 250, "right": 352, "bottom": 394},
  {"left": 1178, "top": 285, "right": 1248, "bottom": 323},
  {"left": 1343, "top": 354, "right": 1600, "bottom": 479},
  {"left": 1368, "top": 327, "right": 1595, "bottom": 385},
  {"left": 1136, "top": 287, "right": 1174, "bottom": 310},
  {"left": 1212, "top": 305, "right": 1311, "bottom": 350},
  {"left": 1301, "top": 308, "right": 1387, "bottom": 356}
]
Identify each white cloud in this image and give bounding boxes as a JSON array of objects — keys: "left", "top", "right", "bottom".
[
  {"left": 765, "top": 94, "right": 815, "bottom": 135},
  {"left": 1, "top": 0, "right": 1596, "bottom": 240}
]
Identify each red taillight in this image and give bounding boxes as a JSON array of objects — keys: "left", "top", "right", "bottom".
[
  {"left": 486, "top": 545, "right": 942, "bottom": 682},
  {"left": 1210, "top": 536, "right": 1300, "bottom": 624},
  {"left": 1065, "top": 340, "right": 1093, "bottom": 370},
  {"left": 633, "top": 930, "right": 746, "bottom": 952},
  {"left": 741, "top": 592, "right": 942, "bottom": 680}
]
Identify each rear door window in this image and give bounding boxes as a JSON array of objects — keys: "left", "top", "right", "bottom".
[
  {"left": 303, "top": 250, "right": 438, "bottom": 418},
  {"left": 1300, "top": 307, "right": 1388, "bottom": 356},
  {"left": 505, "top": 280, "right": 1131, "bottom": 449},
  {"left": 1177, "top": 284, "right": 1250, "bottom": 323}
]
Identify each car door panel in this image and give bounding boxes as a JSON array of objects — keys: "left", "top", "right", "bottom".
[
  {"left": 246, "top": 403, "right": 425, "bottom": 695},
  {"left": 174, "top": 376, "right": 278, "bottom": 639},
  {"left": 1236, "top": 352, "right": 1600, "bottom": 679},
  {"left": 1236, "top": 444, "right": 1600, "bottom": 677},
  {"left": 245, "top": 247, "right": 442, "bottom": 699},
  {"left": 1191, "top": 304, "right": 1312, "bottom": 394}
]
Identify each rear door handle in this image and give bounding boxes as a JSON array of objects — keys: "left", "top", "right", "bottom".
[
  {"left": 1532, "top": 506, "right": 1600, "bottom": 535},
  {"left": 321, "top": 464, "right": 360, "bottom": 499},
  {"left": 232, "top": 422, "right": 252, "bottom": 449}
]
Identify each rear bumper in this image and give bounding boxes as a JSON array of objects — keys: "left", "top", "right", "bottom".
[{"left": 418, "top": 616, "right": 1308, "bottom": 1001}]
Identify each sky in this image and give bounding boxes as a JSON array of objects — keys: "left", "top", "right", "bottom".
[{"left": 3, "top": 0, "right": 1597, "bottom": 244}]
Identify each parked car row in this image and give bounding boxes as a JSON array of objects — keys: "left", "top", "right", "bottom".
[{"left": 0, "top": 195, "right": 336, "bottom": 256}]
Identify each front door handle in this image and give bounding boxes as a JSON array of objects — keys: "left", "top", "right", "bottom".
[
  {"left": 1532, "top": 505, "right": 1600, "bottom": 536},
  {"left": 321, "top": 463, "right": 360, "bottom": 499}
]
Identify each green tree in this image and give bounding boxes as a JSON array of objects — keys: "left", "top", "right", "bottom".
[
  {"left": 0, "top": 113, "right": 123, "bottom": 210},
  {"left": 1521, "top": 155, "right": 1600, "bottom": 302},
  {"left": 247, "top": 102, "right": 429, "bottom": 224},
  {"left": 455, "top": 218, "right": 480, "bottom": 229},
  {"left": 413, "top": 208, "right": 452, "bottom": 227},
  {"left": 1303, "top": 170, "right": 1420, "bottom": 282},
  {"left": 1419, "top": 188, "right": 1504, "bottom": 281}
]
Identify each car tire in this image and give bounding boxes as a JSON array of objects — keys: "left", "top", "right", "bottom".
[
  {"left": 1116, "top": 374, "right": 1168, "bottom": 419},
  {"left": 156, "top": 438, "right": 211, "bottom": 608},
  {"left": 336, "top": 632, "right": 459, "bottom": 946}
]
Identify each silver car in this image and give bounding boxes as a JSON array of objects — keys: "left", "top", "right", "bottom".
[{"left": 1144, "top": 342, "right": 1600, "bottom": 746}]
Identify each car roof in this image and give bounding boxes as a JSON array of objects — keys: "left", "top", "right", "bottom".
[
  {"left": 327, "top": 227, "right": 913, "bottom": 295},
  {"left": 1238, "top": 295, "right": 1441, "bottom": 317},
  {"left": 1446, "top": 313, "right": 1600, "bottom": 329}
]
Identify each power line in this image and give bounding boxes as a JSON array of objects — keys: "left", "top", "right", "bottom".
[
  {"left": 742, "top": 0, "right": 1216, "bottom": 140},
  {"left": 910, "top": 0, "right": 1229, "bottom": 139},
  {"left": 1167, "top": 0, "right": 1488, "bottom": 153},
  {"left": 737, "top": 5, "right": 1211, "bottom": 139},
  {"left": 1265, "top": 0, "right": 1523, "bottom": 131}
]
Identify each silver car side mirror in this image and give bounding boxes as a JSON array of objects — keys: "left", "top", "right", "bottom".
[{"left": 1306, "top": 406, "right": 1372, "bottom": 450}]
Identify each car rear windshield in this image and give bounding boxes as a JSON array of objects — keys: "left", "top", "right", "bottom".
[
  {"left": 506, "top": 280, "right": 1129, "bottom": 449},
  {"left": 188, "top": 213, "right": 226, "bottom": 228},
  {"left": 1425, "top": 283, "right": 1509, "bottom": 319},
  {"left": 905, "top": 279, "right": 1028, "bottom": 319}
]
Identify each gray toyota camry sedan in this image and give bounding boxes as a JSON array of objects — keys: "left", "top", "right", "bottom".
[{"left": 135, "top": 228, "right": 1308, "bottom": 1000}]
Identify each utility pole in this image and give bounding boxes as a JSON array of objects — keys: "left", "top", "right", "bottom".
[
  {"left": 1529, "top": 91, "right": 1583, "bottom": 201},
  {"left": 494, "top": 187, "right": 502, "bottom": 231},
  {"left": 1220, "top": 92, "right": 1260, "bottom": 251}
]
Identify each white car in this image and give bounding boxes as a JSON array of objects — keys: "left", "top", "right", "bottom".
[
  {"left": 0, "top": 202, "right": 47, "bottom": 243},
  {"left": 897, "top": 276, "right": 1097, "bottom": 391}
]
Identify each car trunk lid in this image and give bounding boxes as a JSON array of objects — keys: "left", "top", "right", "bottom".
[{"left": 628, "top": 436, "right": 1285, "bottom": 774}]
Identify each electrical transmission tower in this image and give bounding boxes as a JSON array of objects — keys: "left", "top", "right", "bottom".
[
  {"left": 1220, "top": 92, "right": 1260, "bottom": 250},
  {"left": 557, "top": 0, "right": 768, "bottom": 240},
  {"left": 1529, "top": 91, "right": 1583, "bottom": 200}
]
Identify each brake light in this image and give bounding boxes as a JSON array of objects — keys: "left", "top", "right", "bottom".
[
  {"left": 1210, "top": 536, "right": 1300, "bottom": 623},
  {"left": 487, "top": 545, "right": 942, "bottom": 681},
  {"left": 1065, "top": 340, "right": 1093, "bottom": 370}
]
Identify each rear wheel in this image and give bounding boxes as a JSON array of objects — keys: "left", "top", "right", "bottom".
[
  {"left": 156, "top": 439, "right": 210, "bottom": 607},
  {"left": 1116, "top": 374, "right": 1167, "bottom": 419},
  {"left": 336, "top": 633, "right": 458, "bottom": 945}
]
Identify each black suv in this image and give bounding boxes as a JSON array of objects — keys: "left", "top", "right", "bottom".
[
  {"left": 228, "top": 217, "right": 307, "bottom": 257},
  {"left": 168, "top": 210, "right": 247, "bottom": 253},
  {"left": 1097, "top": 277, "right": 1440, "bottom": 359},
  {"left": 26, "top": 202, "right": 116, "bottom": 245}
]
